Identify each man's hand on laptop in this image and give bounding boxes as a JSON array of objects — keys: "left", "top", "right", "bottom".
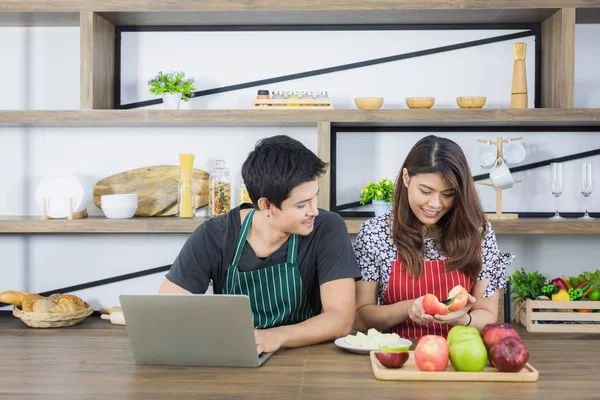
[{"left": 254, "top": 329, "right": 285, "bottom": 355}]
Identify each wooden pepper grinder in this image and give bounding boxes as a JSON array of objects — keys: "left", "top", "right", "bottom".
[{"left": 511, "top": 42, "right": 528, "bottom": 108}]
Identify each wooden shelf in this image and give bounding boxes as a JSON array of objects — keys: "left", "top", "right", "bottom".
[
  {"left": 0, "top": 216, "right": 209, "bottom": 234},
  {"left": 1, "top": 2, "right": 599, "bottom": 26},
  {"left": 0, "top": 12, "right": 79, "bottom": 27},
  {"left": 1, "top": 109, "right": 600, "bottom": 128},
  {"left": 345, "top": 217, "right": 600, "bottom": 235},
  {"left": 2, "top": 216, "right": 600, "bottom": 235}
]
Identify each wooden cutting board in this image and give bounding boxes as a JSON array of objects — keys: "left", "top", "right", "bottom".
[
  {"left": 93, "top": 165, "right": 209, "bottom": 217},
  {"left": 370, "top": 351, "right": 539, "bottom": 382}
]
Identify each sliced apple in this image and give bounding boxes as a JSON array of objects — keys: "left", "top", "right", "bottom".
[
  {"left": 375, "top": 351, "right": 410, "bottom": 368},
  {"left": 443, "top": 285, "right": 469, "bottom": 311},
  {"left": 423, "top": 294, "right": 449, "bottom": 315},
  {"left": 378, "top": 344, "right": 410, "bottom": 352}
]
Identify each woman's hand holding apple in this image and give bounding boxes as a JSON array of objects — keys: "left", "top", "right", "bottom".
[{"left": 408, "top": 296, "right": 431, "bottom": 325}]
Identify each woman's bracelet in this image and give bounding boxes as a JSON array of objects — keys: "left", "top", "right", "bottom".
[{"left": 465, "top": 312, "right": 472, "bottom": 327}]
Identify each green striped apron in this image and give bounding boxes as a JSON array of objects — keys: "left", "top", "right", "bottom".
[{"left": 222, "top": 209, "right": 314, "bottom": 329}]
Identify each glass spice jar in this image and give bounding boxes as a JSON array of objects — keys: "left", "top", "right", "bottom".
[
  {"left": 301, "top": 91, "right": 315, "bottom": 106},
  {"left": 315, "top": 91, "right": 329, "bottom": 106},
  {"left": 287, "top": 91, "right": 301, "bottom": 106},
  {"left": 271, "top": 90, "right": 285, "bottom": 100},
  {"left": 209, "top": 160, "right": 231, "bottom": 217},
  {"left": 256, "top": 89, "right": 270, "bottom": 107}
]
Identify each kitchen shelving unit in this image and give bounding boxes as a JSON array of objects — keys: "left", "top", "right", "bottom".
[{"left": 1, "top": 1, "right": 599, "bottom": 235}]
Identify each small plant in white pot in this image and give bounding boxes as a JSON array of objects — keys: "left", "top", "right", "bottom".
[
  {"left": 148, "top": 71, "right": 196, "bottom": 109},
  {"left": 360, "top": 178, "right": 394, "bottom": 217}
]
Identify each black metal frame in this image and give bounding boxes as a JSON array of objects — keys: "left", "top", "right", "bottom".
[
  {"left": 332, "top": 125, "right": 600, "bottom": 217},
  {"left": 0, "top": 265, "right": 172, "bottom": 309},
  {"left": 114, "top": 23, "right": 541, "bottom": 109}
]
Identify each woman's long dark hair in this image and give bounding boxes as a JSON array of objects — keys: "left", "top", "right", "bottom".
[{"left": 391, "top": 135, "right": 486, "bottom": 280}]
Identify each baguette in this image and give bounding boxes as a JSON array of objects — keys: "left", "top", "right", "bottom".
[
  {"left": 0, "top": 291, "right": 28, "bottom": 307},
  {"left": 21, "top": 294, "right": 44, "bottom": 312}
]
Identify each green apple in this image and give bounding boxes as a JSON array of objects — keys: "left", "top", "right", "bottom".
[
  {"left": 447, "top": 326, "right": 482, "bottom": 346},
  {"left": 449, "top": 337, "right": 488, "bottom": 372}
]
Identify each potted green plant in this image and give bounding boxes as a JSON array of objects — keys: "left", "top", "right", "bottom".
[
  {"left": 359, "top": 178, "right": 394, "bottom": 217},
  {"left": 148, "top": 71, "right": 196, "bottom": 110}
]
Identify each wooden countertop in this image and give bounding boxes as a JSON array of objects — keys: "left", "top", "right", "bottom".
[{"left": 1, "top": 313, "right": 598, "bottom": 399}]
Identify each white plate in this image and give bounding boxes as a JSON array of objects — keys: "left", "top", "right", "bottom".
[
  {"left": 35, "top": 172, "right": 92, "bottom": 218},
  {"left": 334, "top": 337, "right": 412, "bottom": 355}
]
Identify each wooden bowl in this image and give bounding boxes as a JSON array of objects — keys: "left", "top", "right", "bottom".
[
  {"left": 456, "top": 96, "right": 487, "bottom": 108},
  {"left": 354, "top": 97, "right": 384, "bottom": 110},
  {"left": 405, "top": 97, "right": 435, "bottom": 109}
]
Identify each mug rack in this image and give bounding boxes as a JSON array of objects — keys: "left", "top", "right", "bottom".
[
  {"left": 476, "top": 136, "right": 523, "bottom": 220},
  {"left": 41, "top": 198, "right": 88, "bottom": 220}
]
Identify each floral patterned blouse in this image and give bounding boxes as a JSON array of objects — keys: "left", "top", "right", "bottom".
[{"left": 353, "top": 211, "right": 512, "bottom": 305}]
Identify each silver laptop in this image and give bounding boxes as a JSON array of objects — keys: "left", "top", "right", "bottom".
[{"left": 120, "top": 294, "right": 274, "bottom": 367}]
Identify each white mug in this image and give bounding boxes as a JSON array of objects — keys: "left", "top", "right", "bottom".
[
  {"left": 489, "top": 158, "right": 514, "bottom": 189},
  {"left": 503, "top": 139, "right": 526, "bottom": 166},
  {"left": 476, "top": 140, "right": 497, "bottom": 169}
]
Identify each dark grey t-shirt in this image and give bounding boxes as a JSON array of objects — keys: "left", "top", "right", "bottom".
[{"left": 166, "top": 205, "right": 362, "bottom": 315}]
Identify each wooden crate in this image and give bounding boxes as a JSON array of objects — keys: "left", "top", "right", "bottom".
[
  {"left": 252, "top": 99, "right": 334, "bottom": 109},
  {"left": 525, "top": 299, "right": 600, "bottom": 333}
]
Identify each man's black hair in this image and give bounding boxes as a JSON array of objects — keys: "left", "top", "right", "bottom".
[{"left": 241, "top": 135, "right": 328, "bottom": 209}]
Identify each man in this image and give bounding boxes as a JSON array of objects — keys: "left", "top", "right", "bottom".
[{"left": 159, "top": 135, "right": 361, "bottom": 354}]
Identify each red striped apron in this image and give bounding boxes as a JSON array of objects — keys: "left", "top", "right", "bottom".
[{"left": 383, "top": 253, "right": 473, "bottom": 340}]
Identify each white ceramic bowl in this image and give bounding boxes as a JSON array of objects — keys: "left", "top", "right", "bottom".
[
  {"left": 101, "top": 205, "right": 138, "bottom": 219},
  {"left": 101, "top": 194, "right": 138, "bottom": 208},
  {"left": 100, "top": 197, "right": 138, "bottom": 204},
  {"left": 101, "top": 194, "right": 138, "bottom": 201}
]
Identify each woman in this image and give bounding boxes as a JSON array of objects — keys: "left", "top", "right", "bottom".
[{"left": 353, "top": 135, "right": 511, "bottom": 340}]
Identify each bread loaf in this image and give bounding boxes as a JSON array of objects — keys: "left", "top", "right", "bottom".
[
  {"left": 21, "top": 294, "right": 44, "bottom": 312},
  {"left": 0, "top": 291, "right": 28, "bottom": 306},
  {"left": 33, "top": 299, "right": 56, "bottom": 313},
  {"left": 49, "top": 299, "right": 81, "bottom": 314},
  {"left": 48, "top": 293, "right": 62, "bottom": 304},
  {"left": 59, "top": 294, "right": 85, "bottom": 308}
]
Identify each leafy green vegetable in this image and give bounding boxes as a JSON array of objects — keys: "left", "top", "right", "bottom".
[
  {"left": 508, "top": 268, "right": 547, "bottom": 302},
  {"left": 568, "top": 270, "right": 600, "bottom": 292}
]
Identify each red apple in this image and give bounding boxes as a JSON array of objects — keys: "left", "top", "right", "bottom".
[
  {"left": 481, "top": 322, "right": 515, "bottom": 338},
  {"left": 483, "top": 324, "right": 521, "bottom": 352},
  {"left": 414, "top": 335, "right": 449, "bottom": 372},
  {"left": 375, "top": 351, "right": 409, "bottom": 368},
  {"left": 445, "top": 285, "right": 469, "bottom": 311},
  {"left": 422, "top": 294, "right": 449, "bottom": 316},
  {"left": 489, "top": 336, "right": 529, "bottom": 372}
]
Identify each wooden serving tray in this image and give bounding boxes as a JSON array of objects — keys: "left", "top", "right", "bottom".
[{"left": 370, "top": 351, "right": 539, "bottom": 382}]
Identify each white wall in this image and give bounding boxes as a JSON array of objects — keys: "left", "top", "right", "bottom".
[
  {"left": 120, "top": 29, "right": 536, "bottom": 109},
  {"left": 1, "top": 25, "right": 599, "bottom": 311}
]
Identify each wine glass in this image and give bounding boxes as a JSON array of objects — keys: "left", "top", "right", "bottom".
[
  {"left": 549, "top": 163, "right": 566, "bottom": 220},
  {"left": 579, "top": 162, "right": 595, "bottom": 220}
]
